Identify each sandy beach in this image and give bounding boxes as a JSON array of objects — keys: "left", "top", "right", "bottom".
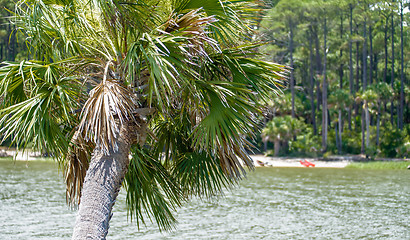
[
  {"left": 2, "top": 147, "right": 407, "bottom": 168},
  {"left": 251, "top": 155, "right": 350, "bottom": 168}
]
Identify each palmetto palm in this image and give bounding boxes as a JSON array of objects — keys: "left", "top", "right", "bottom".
[{"left": 0, "top": 0, "right": 286, "bottom": 238}]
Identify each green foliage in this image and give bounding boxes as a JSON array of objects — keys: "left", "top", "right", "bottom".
[
  {"left": 340, "top": 130, "right": 362, "bottom": 155},
  {"left": 0, "top": 60, "right": 84, "bottom": 158},
  {"left": 262, "top": 115, "right": 305, "bottom": 142},
  {"left": 262, "top": 115, "right": 322, "bottom": 156},
  {"left": 289, "top": 127, "right": 321, "bottom": 157},
  {"left": 379, "top": 123, "right": 410, "bottom": 158},
  {"left": 257, "top": 0, "right": 409, "bottom": 159},
  {"left": 124, "top": 145, "right": 182, "bottom": 231}
]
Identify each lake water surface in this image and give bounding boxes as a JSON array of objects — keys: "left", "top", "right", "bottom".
[{"left": 0, "top": 160, "right": 409, "bottom": 239}]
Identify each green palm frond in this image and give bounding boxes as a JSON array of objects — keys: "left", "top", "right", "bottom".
[
  {"left": 191, "top": 87, "right": 256, "bottom": 178},
  {"left": 0, "top": 62, "right": 28, "bottom": 105},
  {"left": 14, "top": 0, "right": 78, "bottom": 59},
  {"left": 152, "top": 110, "right": 236, "bottom": 199},
  {"left": 172, "top": 152, "right": 234, "bottom": 199},
  {"left": 124, "top": 145, "right": 183, "bottom": 231},
  {"left": 0, "top": 60, "right": 83, "bottom": 158},
  {"left": 185, "top": 44, "right": 286, "bottom": 178},
  {"left": 209, "top": 44, "right": 287, "bottom": 97}
]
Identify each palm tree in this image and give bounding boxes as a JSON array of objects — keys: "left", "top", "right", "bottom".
[
  {"left": 328, "top": 88, "right": 353, "bottom": 154},
  {"left": 0, "top": 0, "right": 286, "bottom": 239},
  {"left": 262, "top": 115, "right": 304, "bottom": 156}
]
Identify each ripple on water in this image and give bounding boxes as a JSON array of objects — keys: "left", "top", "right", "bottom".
[{"left": 0, "top": 161, "right": 409, "bottom": 240}]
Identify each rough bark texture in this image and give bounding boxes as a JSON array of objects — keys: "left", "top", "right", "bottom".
[{"left": 72, "top": 126, "right": 132, "bottom": 240}]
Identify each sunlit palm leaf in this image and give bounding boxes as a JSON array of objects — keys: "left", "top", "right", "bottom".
[
  {"left": 152, "top": 108, "right": 236, "bottom": 199},
  {"left": 0, "top": 60, "right": 83, "bottom": 158},
  {"left": 187, "top": 45, "right": 286, "bottom": 178}
]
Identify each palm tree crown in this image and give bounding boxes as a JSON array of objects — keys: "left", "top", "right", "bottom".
[{"left": 0, "top": 0, "right": 286, "bottom": 232}]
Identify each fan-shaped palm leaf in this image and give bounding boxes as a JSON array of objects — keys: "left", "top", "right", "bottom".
[{"left": 0, "top": 60, "right": 84, "bottom": 158}]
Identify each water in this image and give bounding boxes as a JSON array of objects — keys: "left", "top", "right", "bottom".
[{"left": 0, "top": 160, "right": 409, "bottom": 240}]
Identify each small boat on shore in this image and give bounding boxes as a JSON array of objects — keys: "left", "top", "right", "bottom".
[{"left": 300, "top": 160, "right": 315, "bottom": 167}]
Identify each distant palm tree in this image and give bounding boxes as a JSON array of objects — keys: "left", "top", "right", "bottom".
[{"left": 0, "top": 0, "right": 286, "bottom": 239}]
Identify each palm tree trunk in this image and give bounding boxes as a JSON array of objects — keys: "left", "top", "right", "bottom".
[
  {"left": 314, "top": 23, "right": 322, "bottom": 112},
  {"left": 72, "top": 126, "right": 131, "bottom": 240},
  {"left": 399, "top": 2, "right": 404, "bottom": 130},
  {"left": 361, "top": 106, "right": 365, "bottom": 154},
  {"left": 390, "top": 12, "right": 394, "bottom": 125},
  {"left": 376, "top": 100, "right": 381, "bottom": 146},
  {"left": 308, "top": 32, "right": 317, "bottom": 134},
  {"left": 384, "top": 19, "right": 388, "bottom": 83},
  {"left": 289, "top": 19, "right": 295, "bottom": 119},
  {"left": 322, "top": 17, "right": 328, "bottom": 153},
  {"left": 369, "top": 25, "right": 373, "bottom": 85},
  {"left": 363, "top": 19, "right": 370, "bottom": 149},
  {"left": 355, "top": 40, "right": 360, "bottom": 119},
  {"left": 338, "top": 109, "right": 342, "bottom": 154},
  {"left": 274, "top": 138, "right": 280, "bottom": 156},
  {"left": 339, "top": 12, "right": 344, "bottom": 90},
  {"left": 335, "top": 124, "right": 340, "bottom": 154},
  {"left": 263, "top": 117, "right": 268, "bottom": 152},
  {"left": 348, "top": 4, "right": 353, "bottom": 131},
  {"left": 366, "top": 102, "right": 370, "bottom": 148},
  {"left": 369, "top": 25, "right": 374, "bottom": 126},
  {"left": 338, "top": 12, "right": 343, "bottom": 149}
]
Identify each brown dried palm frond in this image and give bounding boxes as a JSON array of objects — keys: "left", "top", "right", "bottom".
[
  {"left": 65, "top": 107, "right": 155, "bottom": 206},
  {"left": 65, "top": 130, "right": 95, "bottom": 206},
  {"left": 77, "top": 77, "right": 139, "bottom": 154},
  {"left": 163, "top": 9, "right": 219, "bottom": 57},
  {"left": 215, "top": 133, "right": 255, "bottom": 179}
]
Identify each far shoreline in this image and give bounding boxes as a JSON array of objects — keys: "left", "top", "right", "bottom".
[
  {"left": 251, "top": 155, "right": 349, "bottom": 168},
  {"left": 252, "top": 154, "right": 409, "bottom": 168},
  {"left": 1, "top": 148, "right": 408, "bottom": 169}
]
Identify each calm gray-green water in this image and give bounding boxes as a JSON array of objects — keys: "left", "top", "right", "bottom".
[{"left": 0, "top": 160, "right": 409, "bottom": 240}]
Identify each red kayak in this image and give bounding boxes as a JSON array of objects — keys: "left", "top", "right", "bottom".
[{"left": 300, "top": 160, "right": 315, "bottom": 167}]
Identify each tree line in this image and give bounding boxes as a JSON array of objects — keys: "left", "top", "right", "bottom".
[
  {"left": 259, "top": 0, "right": 409, "bottom": 158},
  {"left": 0, "top": 0, "right": 23, "bottom": 62}
]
